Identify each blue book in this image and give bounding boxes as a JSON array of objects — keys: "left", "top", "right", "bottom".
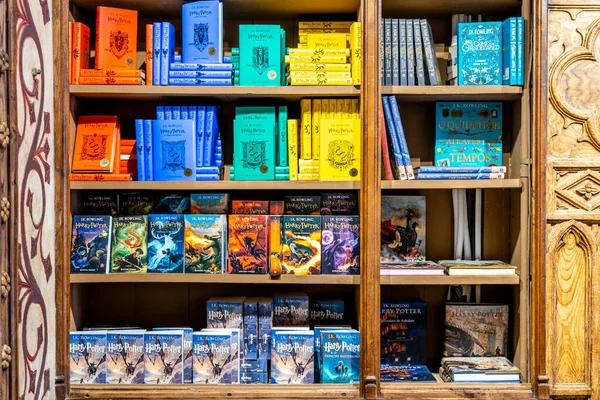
[
  {"left": 517, "top": 17, "right": 524, "bottom": 85},
  {"left": 195, "top": 174, "right": 220, "bottom": 181},
  {"left": 154, "top": 328, "right": 193, "bottom": 384},
  {"left": 188, "top": 106, "right": 197, "bottom": 122},
  {"left": 204, "top": 106, "right": 218, "bottom": 166},
  {"left": 413, "top": 20, "right": 425, "bottom": 86},
  {"left": 152, "top": 119, "right": 197, "bottom": 181},
  {"left": 399, "top": 20, "right": 407, "bottom": 86},
  {"left": 270, "top": 330, "right": 314, "bottom": 384},
  {"left": 170, "top": 62, "right": 233, "bottom": 71},
  {"left": 240, "top": 359, "right": 268, "bottom": 373},
  {"left": 244, "top": 299, "right": 259, "bottom": 360},
  {"left": 382, "top": 96, "right": 406, "bottom": 180},
  {"left": 190, "top": 193, "right": 229, "bottom": 214},
  {"left": 321, "top": 330, "right": 360, "bottom": 384},
  {"left": 406, "top": 20, "right": 415, "bottom": 85},
  {"left": 182, "top": 0, "right": 222, "bottom": 64},
  {"left": 380, "top": 23, "right": 385, "bottom": 84},
  {"left": 196, "top": 166, "right": 221, "bottom": 174},
  {"left": 156, "top": 106, "right": 164, "bottom": 120},
  {"left": 277, "top": 106, "right": 288, "bottom": 167},
  {"left": 143, "top": 120, "right": 154, "bottom": 181},
  {"left": 314, "top": 326, "right": 350, "bottom": 383},
  {"left": 391, "top": 19, "right": 399, "bottom": 86},
  {"left": 502, "top": 18, "right": 518, "bottom": 85},
  {"left": 70, "top": 331, "right": 107, "bottom": 384},
  {"left": 258, "top": 298, "right": 273, "bottom": 360},
  {"left": 273, "top": 294, "right": 309, "bottom": 327},
  {"left": 310, "top": 300, "right": 344, "bottom": 325},
  {"left": 70, "top": 216, "right": 112, "bottom": 274},
  {"left": 458, "top": 22, "right": 502, "bottom": 85},
  {"left": 417, "top": 172, "right": 505, "bottom": 180},
  {"left": 196, "top": 106, "right": 206, "bottom": 167},
  {"left": 181, "top": 106, "right": 188, "bottom": 120},
  {"left": 384, "top": 19, "right": 392, "bottom": 85},
  {"left": 388, "top": 96, "right": 414, "bottom": 179},
  {"left": 153, "top": 22, "right": 162, "bottom": 86},
  {"left": 168, "top": 78, "right": 232, "bottom": 86},
  {"left": 201, "top": 328, "right": 241, "bottom": 383},
  {"left": 419, "top": 166, "right": 506, "bottom": 174},
  {"left": 207, "top": 297, "right": 244, "bottom": 330},
  {"left": 106, "top": 330, "right": 145, "bottom": 384},
  {"left": 381, "top": 301, "right": 426, "bottom": 365},
  {"left": 164, "top": 106, "right": 173, "bottom": 120},
  {"left": 144, "top": 331, "right": 184, "bottom": 384},
  {"left": 223, "top": 55, "right": 231, "bottom": 63},
  {"left": 161, "top": 22, "right": 175, "bottom": 86},
  {"left": 420, "top": 19, "right": 438, "bottom": 85},
  {"left": 169, "top": 70, "right": 232, "bottom": 78},
  {"left": 174, "top": 53, "right": 182, "bottom": 62},
  {"left": 434, "top": 101, "right": 502, "bottom": 167},
  {"left": 172, "top": 105, "right": 181, "bottom": 120},
  {"left": 153, "top": 193, "right": 190, "bottom": 214},
  {"left": 135, "top": 120, "right": 146, "bottom": 181},
  {"left": 192, "top": 332, "right": 233, "bottom": 384},
  {"left": 147, "top": 214, "right": 184, "bottom": 273},
  {"left": 380, "top": 364, "right": 436, "bottom": 382}
]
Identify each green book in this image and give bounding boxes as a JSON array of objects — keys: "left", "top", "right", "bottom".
[
  {"left": 239, "top": 25, "right": 282, "bottom": 86},
  {"left": 278, "top": 106, "right": 288, "bottom": 167},
  {"left": 233, "top": 106, "right": 276, "bottom": 180},
  {"left": 280, "top": 28, "right": 287, "bottom": 86}
]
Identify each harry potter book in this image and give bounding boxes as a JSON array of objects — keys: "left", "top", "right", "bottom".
[
  {"left": 119, "top": 193, "right": 154, "bottom": 214},
  {"left": 321, "top": 192, "right": 358, "bottom": 215},
  {"left": 380, "top": 364, "right": 436, "bottom": 382},
  {"left": 319, "top": 118, "right": 361, "bottom": 181},
  {"left": 71, "top": 22, "right": 90, "bottom": 84},
  {"left": 190, "top": 193, "right": 229, "bottom": 214},
  {"left": 72, "top": 115, "right": 119, "bottom": 173},
  {"left": 106, "top": 330, "right": 145, "bottom": 384},
  {"left": 273, "top": 294, "right": 310, "bottom": 327},
  {"left": 192, "top": 331, "right": 233, "bottom": 384},
  {"left": 258, "top": 298, "right": 273, "bottom": 360},
  {"left": 380, "top": 301, "right": 427, "bottom": 366},
  {"left": 281, "top": 216, "right": 322, "bottom": 275},
  {"left": 458, "top": 22, "right": 502, "bottom": 86},
  {"left": 233, "top": 107, "right": 276, "bottom": 180},
  {"left": 70, "top": 331, "right": 107, "bottom": 384},
  {"left": 231, "top": 200, "right": 269, "bottom": 215},
  {"left": 153, "top": 193, "right": 190, "bottom": 214},
  {"left": 80, "top": 193, "right": 118, "bottom": 215},
  {"left": 380, "top": 196, "right": 426, "bottom": 263},
  {"left": 321, "top": 330, "right": 360, "bottom": 383},
  {"left": 152, "top": 119, "right": 197, "bottom": 181},
  {"left": 70, "top": 216, "right": 112, "bottom": 274},
  {"left": 284, "top": 196, "right": 321, "bottom": 215},
  {"left": 321, "top": 215, "right": 359, "bottom": 275},
  {"left": 95, "top": 7, "right": 138, "bottom": 70},
  {"left": 270, "top": 330, "right": 314, "bottom": 384},
  {"left": 144, "top": 331, "right": 184, "bottom": 384},
  {"left": 147, "top": 214, "right": 184, "bottom": 273},
  {"left": 227, "top": 215, "right": 268, "bottom": 274},
  {"left": 184, "top": 215, "right": 226, "bottom": 273},
  {"left": 206, "top": 298, "right": 245, "bottom": 330},
  {"left": 182, "top": 0, "right": 223, "bottom": 64},
  {"left": 239, "top": 24, "right": 281, "bottom": 86},
  {"left": 310, "top": 300, "right": 345, "bottom": 326},
  {"left": 154, "top": 327, "right": 193, "bottom": 383},
  {"left": 201, "top": 328, "right": 241, "bottom": 383},
  {"left": 111, "top": 215, "right": 148, "bottom": 273}
]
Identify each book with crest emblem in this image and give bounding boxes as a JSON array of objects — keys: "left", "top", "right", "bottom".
[
  {"left": 161, "top": 22, "right": 175, "bottom": 85},
  {"left": 182, "top": 0, "right": 223, "bottom": 64},
  {"left": 233, "top": 107, "right": 276, "bottom": 180},
  {"left": 227, "top": 215, "right": 269, "bottom": 274},
  {"left": 281, "top": 216, "right": 322, "bottom": 275},
  {"left": 319, "top": 117, "right": 361, "bottom": 181},
  {"left": 153, "top": 22, "right": 161, "bottom": 85},
  {"left": 147, "top": 214, "right": 185, "bottom": 273},
  {"left": 145, "top": 24, "right": 153, "bottom": 85},
  {"left": 111, "top": 215, "right": 148, "bottom": 273},
  {"left": 95, "top": 7, "right": 137, "bottom": 70},
  {"left": 152, "top": 119, "right": 197, "bottom": 181},
  {"left": 71, "top": 22, "right": 90, "bottom": 84},
  {"left": 144, "top": 331, "right": 184, "bottom": 384},
  {"left": 72, "top": 115, "right": 119, "bottom": 173},
  {"left": 239, "top": 24, "right": 282, "bottom": 86}
]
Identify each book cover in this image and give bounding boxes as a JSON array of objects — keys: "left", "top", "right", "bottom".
[
  {"left": 517, "top": 17, "right": 524, "bottom": 85},
  {"left": 77, "top": 76, "right": 142, "bottom": 85},
  {"left": 192, "top": 332, "right": 233, "bottom": 383},
  {"left": 147, "top": 214, "right": 184, "bottom": 273},
  {"left": 227, "top": 215, "right": 268, "bottom": 274},
  {"left": 146, "top": 24, "right": 153, "bottom": 86},
  {"left": 190, "top": 193, "right": 229, "bottom": 214},
  {"left": 71, "top": 22, "right": 90, "bottom": 84},
  {"left": 200, "top": 328, "right": 241, "bottom": 383},
  {"left": 350, "top": 22, "right": 361, "bottom": 85},
  {"left": 184, "top": 214, "right": 226, "bottom": 273},
  {"left": 391, "top": 19, "right": 399, "bottom": 86},
  {"left": 298, "top": 21, "right": 353, "bottom": 29},
  {"left": 144, "top": 119, "right": 154, "bottom": 180},
  {"left": 278, "top": 106, "right": 289, "bottom": 167},
  {"left": 380, "top": 364, "right": 436, "bottom": 382},
  {"left": 284, "top": 195, "right": 321, "bottom": 215},
  {"left": 321, "top": 330, "right": 360, "bottom": 383},
  {"left": 273, "top": 294, "right": 310, "bottom": 326},
  {"left": 204, "top": 106, "right": 218, "bottom": 166},
  {"left": 195, "top": 106, "right": 206, "bottom": 166},
  {"left": 270, "top": 331, "right": 314, "bottom": 384},
  {"left": 420, "top": 19, "right": 438, "bottom": 85},
  {"left": 406, "top": 20, "right": 415, "bottom": 85},
  {"left": 399, "top": 20, "right": 407, "bottom": 86},
  {"left": 72, "top": 115, "right": 118, "bottom": 173},
  {"left": 153, "top": 194, "right": 190, "bottom": 214},
  {"left": 413, "top": 20, "right": 425, "bottom": 86},
  {"left": 444, "top": 304, "right": 509, "bottom": 356},
  {"left": 154, "top": 328, "right": 193, "bottom": 383},
  {"left": 300, "top": 99, "right": 312, "bottom": 159},
  {"left": 95, "top": 7, "right": 137, "bottom": 70},
  {"left": 321, "top": 192, "right": 358, "bottom": 215},
  {"left": 80, "top": 193, "right": 118, "bottom": 215},
  {"left": 106, "top": 330, "right": 145, "bottom": 384},
  {"left": 182, "top": 0, "right": 222, "bottom": 64},
  {"left": 434, "top": 101, "right": 502, "bottom": 167},
  {"left": 281, "top": 216, "right": 322, "bottom": 275},
  {"left": 153, "top": 22, "right": 161, "bottom": 85},
  {"left": 310, "top": 300, "right": 344, "bottom": 325},
  {"left": 239, "top": 24, "right": 281, "bottom": 86},
  {"left": 233, "top": 107, "right": 276, "bottom": 180},
  {"left": 111, "top": 215, "right": 148, "bottom": 273},
  {"left": 206, "top": 298, "right": 245, "bottom": 329},
  {"left": 134, "top": 120, "right": 146, "bottom": 181},
  {"left": 144, "top": 331, "right": 184, "bottom": 384},
  {"left": 70, "top": 331, "right": 107, "bottom": 384},
  {"left": 306, "top": 33, "right": 347, "bottom": 49},
  {"left": 380, "top": 301, "right": 427, "bottom": 365},
  {"left": 458, "top": 22, "right": 502, "bottom": 85},
  {"left": 161, "top": 22, "right": 175, "bottom": 85},
  {"left": 231, "top": 200, "right": 269, "bottom": 215},
  {"left": 119, "top": 193, "right": 154, "bottom": 214},
  {"left": 152, "top": 119, "right": 197, "bottom": 181},
  {"left": 380, "top": 196, "right": 426, "bottom": 263},
  {"left": 70, "top": 216, "right": 112, "bottom": 274},
  {"left": 321, "top": 215, "right": 359, "bottom": 275},
  {"left": 319, "top": 118, "right": 361, "bottom": 181}
]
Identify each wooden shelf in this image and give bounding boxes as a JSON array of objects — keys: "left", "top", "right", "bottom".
[
  {"left": 70, "top": 274, "right": 360, "bottom": 285},
  {"left": 380, "top": 86, "right": 523, "bottom": 101},
  {"left": 69, "top": 384, "right": 360, "bottom": 399},
  {"left": 380, "top": 382, "right": 533, "bottom": 399},
  {"left": 70, "top": 85, "right": 360, "bottom": 101},
  {"left": 381, "top": 179, "right": 522, "bottom": 190},
  {"left": 380, "top": 274, "right": 520, "bottom": 285},
  {"left": 382, "top": 0, "right": 521, "bottom": 17},
  {"left": 69, "top": 180, "right": 360, "bottom": 190}
]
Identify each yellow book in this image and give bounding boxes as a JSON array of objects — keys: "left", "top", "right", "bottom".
[
  {"left": 299, "top": 159, "right": 319, "bottom": 166},
  {"left": 284, "top": 55, "right": 347, "bottom": 64},
  {"left": 344, "top": 99, "right": 352, "bottom": 120},
  {"left": 287, "top": 48, "right": 350, "bottom": 57},
  {"left": 299, "top": 165, "right": 320, "bottom": 174},
  {"left": 287, "top": 63, "right": 351, "bottom": 72},
  {"left": 298, "top": 21, "right": 354, "bottom": 29},
  {"left": 322, "top": 99, "right": 330, "bottom": 119},
  {"left": 336, "top": 100, "right": 344, "bottom": 120},
  {"left": 299, "top": 28, "right": 350, "bottom": 34},
  {"left": 289, "top": 77, "right": 353, "bottom": 86},
  {"left": 297, "top": 43, "right": 308, "bottom": 49},
  {"left": 319, "top": 118, "right": 361, "bottom": 181},
  {"left": 306, "top": 33, "right": 348, "bottom": 49},
  {"left": 300, "top": 99, "right": 312, "bottom": 160},
  {"left": 312, "top": 99, "right": 321, "bottom": 160},
  {"left": 350, "top": 22, "right": 362, "bottom": 85},
  {"left": 287, "top": 119, "right": 299, "bottom": 180},
  {"left": 328, "top": 99, "right": 337, "bottom": 119},
  {"left": 352, "top": 99, "right": 360, "bottom": 119},
  {"left": 287, "top": 71, "right": 352, "bottom": 79},
  {"left": 298, "top": 173, "right": 320, "bottom": 181}
]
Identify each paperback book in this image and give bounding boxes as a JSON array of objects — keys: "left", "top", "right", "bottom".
[
  {"left": 270, "top": 330, "right": 314, "bottom": 384},
  {"left": 206, "top": 297, "right": 245, "bottom": 330},
  {"left": 152, "top": 119, "right": 196, "bottom": 181},
  {"left": 273, "top": 294, "right": 310, "bottom": 327},
  {"left": 70, "top": 331, "right": 107, "bottom": 384},
  {"left": 310, "top": 300, "right": 345, "bottom": 326},
  {"left": 380, "top": 364, "right": 436, "bottom": 382},
  {"left": 190, "top": 193, "right": 229, "bottom": 214},
  {"left": 321, "top": 216, "right": 360, "bottom": 275},
  {"left": 227, "top": 215, "right": 268, "bottom": 274},
  {"left": 119, "top": 193, "right": 154, "bottom": 215},
  {"left": 70, "top": 216, "right": 112, "bottom": 274},
  {"left": 144, "top": 331, "right": 184, "bottom": 384},
  {"left": 147, "top": 214, "right": 185, "bottom": 273},
  {"left": 380, "top": 196, "right": 426, "bottom": 263},
  {"left": 80, "top": 193, "right": 118, "bottom": 215},
  {"left": 153, "top": 194, "right": 190, "bottom": 214},
  {"left": 192, "top": 331, "right": 233, "bottom": 384},
  {"left": 184, "top": 215, "right": 227, "bottom": 273},
  {"left": 380, "top": 301, "right": 427, "bottom": 365},
  {"left": 321, "top": 192, "right": 358, "bottom": 215},
  {"left": 281, "top": 216, "right": 322, "bottom": 275},
  {"left": 111, "top": 216, "right": 148, "bottom": 273},
  {"left": 284, "top": 196, "right": 321, "bottom": 215},
  {"left": 106, "top": 330, "right": 145, "bottom": 384},
  {"left": 154, "top": 328, "right": 193, "bottom": 383},
  {"left": 321, "top": 330, "right": 360, "bottom": 383}
]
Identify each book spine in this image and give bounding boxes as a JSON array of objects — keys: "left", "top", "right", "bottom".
[
  {"left": 169, "top": 70, "right": 232, "bottom": 78},
  {"left": 170, "top": 63, "right": 233, "bottom": 71},
  {"left": 298, "top": 22, "right": 353, "bottom": 29},
  {"left": 389, "top": 96, "right": 414, "bottom": 179},
  {"left": 391, "top": 19, "right": 399, "bottom": 86},
  {"left": 281, "top": 29, "right": 287, "bottom": 86},
  {"left": 172, "top": 106, "right": 180, "bottom": 120},
  {"left": 406, "top": 20, "right": 415, "bottom": 85},
  {"left": 517, "top": 17, "right": 524, "bottom": 85},
  {"left": 417, "top": 172, "right": 505, "bottom": 180},
  {"left": 286, "top": 71, "right": 351, "bottom": 79},
  {"left": 68, "top": 21, "right": 73, "bottom": 83},
  {"left": 143, "top": 119, "right": 153, "bottom": 180},
  {"left": 287, "top": 63, "right": 351, "bottom": 72},
  {"left": 380, "top": 101, "right": 394, "bottom": 180},
  {"left": 69, "top": 173, "right": 131, "bottom": 181},
  {"left": 384, "top": 19, "right": 392, "bottom": 85},
  {"left": 153, "top": 22, "right": 162, "bottom": 86},
  {"left": 328, "top": 99, "right": 337, "bottom": 119},
  {"left": 287, "top": 49, "right": 350, "bottom": 56},
  {"left": 382, "top": 96, "right": 406, "bottom": 180},
  {"left": 298, "top": 165, "right": 319, "bottom": 174},
  {"left": 278, "top": 106, "right": 289, "bottom": 167},
  {"left": 399, "top": 20, "right": 407, "bottom": 86},
  {"left": 71, "top": 23, "right": 88, "bottom": 84},
  {"left": 77, "top": 77, "right": 142, "bottom": 85},
  {"left": 352, "top": 99, "right": 359, "bottom": 118},
  {"left": 181, "top": 106, "right": 188, "bottom": 120},
  {"left": 288, "top": 77, "right": 353, "bottom": 85},
  {"left": 135, "top": 120, "right": 146, "bottom": 181},
  {"left": 311, "top": 100, "right": 321, "bottom": 160},
  {"left": 380, "top": 22, "right": 385, "bottom": 84},
  {"left": 300, "top": 99, "right": 312, "bottom": 159},
  {"left": 146, "top": 24, "right": 153, "bottom": 86},
  {"left": 161, "top": 22, "right": 174, "bottom": 86},
  {"left": 284, "top": 55, "right": 347, "bottom": 64},
  {"left": 164, "top": 106, "right": 173, "bottom": 120},
  {"left": 204, "top": 106, "right": 217, "bottom": 166},
  {"left": 301, "top": 32, "right": 350, "bottom": 45},
  {"left": 219, "top": 2, "right": 224, "bottom": 63},
  {"left": 420, "top": 19, "right": 438, "bottom": 85},
  {"left": 413, "top": 20, "right": 425, "bottom": 86},
  {"left": 419, "top": 166, "right": 507, "bottom": 173},
  {"left": 195, "top": 167, "right": 221, "bottom": 174},
  {"left": 156, "top": 106, "right": 164, "bottom": 120},
  {"left": 168, "top": 78, "right": 232, "bottom": 86},
  {"left": 298, "top": 28, "right": 350, "bottom": 34},
  {"left": 94, "top": 9, "right": 100, "bottom": 69},
  {"left": 196, "top": 106, "right": 206, "bottom": 167},
  {"left": 350, "top": 22, "right": 361, "bottom": 85},
  {"left": 336, "top": 99, "right": 344, "bottom": 120},
  {"left": 510, "top": 18, "right": 518, "bottom": 85},
  {"left": 195, "top": 175, "right": 221, "bottom": 181},
  {"left": 79, "top": 69, "right": 143, "bottom": 77},
  {"left": 287, "top": 119, "right": 299, "bottom": 180},
  {"left": 344, "top": 98, "right": 352, "bottom": 120}
]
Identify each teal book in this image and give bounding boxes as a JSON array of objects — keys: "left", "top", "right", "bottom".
[
  {"left": 502, "top": 18, "right": 518, "bottom": 85},
  {"left": 239, "top": 25, "right": 281, "bottom": 86},
  {"left": 233, "top": 107, "right": 276, "bottom": 180},
  {"left": 277, "top": 106, "right": 288, "bottom": 167},
  {"left": 280, "top": 29, "right": 286, "bottom": 86},
  {"left": 458, "top": 22, "right": 502, "bottom": 86},
  {"left": 517, "top": 17, "right": 524, "bottom": 85}
]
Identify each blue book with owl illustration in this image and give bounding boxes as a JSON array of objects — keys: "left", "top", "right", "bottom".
[
  {"left": 182, "top": 0, "right": 223, "bottom": 64},
  {"left": 147, "top": 214, "right": 185, "bottom": 273},
  {"left": 458, "top": 22, "right": 502, "bottom": 86},
  {"left": 239, "top": 25, "right": 281, "bottom": 86},
  {"left": 152, "top": 119, "right": 197, "bottom": 181},
  {"left": 233, "top": 107, "right": 276, "bottom": 180},
  {"left": 434, "top": 102, "right": 503, "bottom": 167}
]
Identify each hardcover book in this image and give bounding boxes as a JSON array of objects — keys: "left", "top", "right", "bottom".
[
  {"left": 231, "top": 200, "right": 269, "bottom": 215},
  {"left": 145, "top": 24, "right": 153, "bottom": 86},
  {"left": 119, "top": 193, "right": 154, "bottom": 214},
  {"left": 147, "top": 214, "right": 185, "bottom": 273},
  {"left": 70, "top": 216, "right": 112, "bottom": 274},
  {"left": 239, "top": 25, "right": 281, "bottom": 86},
  {"left": 281, "top": 216, "right": 322, "bottom": 275},
  {"left": 184, "top": 214, "right": 227, "bottom": 273},
  {"left": 258, "top": 298, "right": 273, "bottom": 359},
  {"left": 444, "top": 304, "right": 509, "bottom": 357},
  {"left": 284, "top": 196, "right": 321, "bottom": 215},
  {"left": 321, "top": 330, "right": 360, "bottom": 383},
  {"left": 458, "top": 22, "right": 502, "bottom": 85},
  {"left": 310, "top": 300, "right": 345, "bottom": 325},
  {"left": 154, "top": 328, "right": 193, "bottom": 384},
  {"left": 95, "top": 7, "right": 137, "bottom": 70},
  {"left": 72, "top": 115, "right": 118, "bottom": 173},
  {"left": 152, "top": 119, "right": 197, "bottom": 181},
  {"left": 270, "top": 330, "right": 314, "bottom": 384},
  {"left": 144, "top": 331, "right": 184, "bottom": 384},
  {"left": 111, "top": 215, "right": 148, "bottom": 273},
  {"left": 441, "top": 357, "right": 520, "bottom": 382},
  {"left": 273, "top": 294, "right": 310, "bottom": 327},
  {"left": 321, "top": 216, "right": 359, "bottom": 275},
  {"left": 71, "top": 22, "right": 90, "bottom": 84},
  {"left": 380, "top": 196, "right": 426, "bottom": 263},
  {"left": 153, "top": 193, "right": 190, "bottom": 214},
  {"left": 80, "top": 193, "right": 118, "bottom": 215},
  {"left": 206, "top": 298, "right": 245, "bottom": 329},
  {"left": 321, "top": 192, "right": 358, "bottom": 215},
  {"left": 106, "top": 330, "right": 145, "bottom": 384},
  {"left": 277, "top": 106, "right": 289, "bottom": 167},
  {"left": 412, "top": 19, "right": 425, "bottom": 86},
  {"left": 380, "top": 364, "right": 436, "bottom": 382},
  {"left": 434, "top": 101, "right": 502, "bottom": 167},
  {"left": 153, "top": 22, "right": 161, "bottom": 85},
  {"left": 190, "top": 193, "right": 229, "bottom": 214},
  {"left": 70, "top": 331, "right": 107, "bottom": 384},
  {"left": 196, "top": 106, "right": 206, "bottom": 166},
  {"left": 233, "top": 107, "right": 276, "bottom": 180},
  {"left": 192, "top": 331, "right": 233, "bottom": 383},
  {"left": 227, "top": 215, "right": 268, "bottom": 274},
  {"left": 502, "top": 18, "right": 518, "bottom": 85},
  {"left": 319, "top": 118, "right": 361, "bottom": 181},
  {"left": 160, "top": 22, "right": 175, "bottom": 85},
  {"left": 182, "top": 0, "right": 222, "bottom": 64},
  {"left": 381, "top": 301, "right": 427, "bottom": 366}
]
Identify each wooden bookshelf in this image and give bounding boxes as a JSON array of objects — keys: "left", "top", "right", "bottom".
[
  {"left": 382, "top": 0, "right": 521, "bottom": 16},
  {"left": 380, "top": 86, "right": 523, "bottom": 101},
  {"left": 70, "top": 274, "right": 360, "bottom": 285},
  {"left": 380, "top": 275, "right": 520, "bottom": 285},
  {"left": 379, "top": 382, "right": 533, "bottom": 399},
  {"left": 69, "top": 180, "right": 361, "bottom": 190},
  {"left": 381, "top": 179, "right": 522, "bottom": 190}
]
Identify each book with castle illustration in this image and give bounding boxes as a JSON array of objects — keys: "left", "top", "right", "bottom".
[{"left": 380, "top": 196, "right": 426, "bottom": 263}]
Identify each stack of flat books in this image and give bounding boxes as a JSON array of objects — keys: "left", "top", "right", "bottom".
[
  {"left": 439, "top": 357, "right": 521, "bottom": 383},
  {"left": 439, "top": 260, "right": 517, "bottom": 276}
]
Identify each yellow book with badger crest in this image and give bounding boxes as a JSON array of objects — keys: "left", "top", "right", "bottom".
[
  {"left": 284, "top": 55, "right": 347, "bottom": 64},
  {"left": 287, "top": 48, "right": 350, "bottom": 57},
  {"left": 289, "top": 77, "right": 353, "bottom": 86},
  {"left": 319, "top": 117, "right": 361, "bottom": 181},
  {"left": 288, "top": 63, "right": 351, "bottom": 72},
  {"left": 298, "top": 21, "right": 353, "bottom": 29},
  {"left": 287, "top": 71, "right": 352, "bottom": 79}
]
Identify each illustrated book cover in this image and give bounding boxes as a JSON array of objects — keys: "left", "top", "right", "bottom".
[
  {"left": 154, "top": 328, "right": 193, "bottom": 384},
  {"left": 144, "top": 331, "right": 184, "bottom": 384},
  {"left": 283, "top": 196, "right": 321, "bottom": 215},
  {"left": 321, "top": 192, "right": 358, "bottom": 215},
  {"left": 227, "top": 215, "right": 268, "bottom": 274},
  {"left": 273, "top": 294, "right": 309, "bottom": 327},
  {"left": 380, "top": 196, "right": 426, "bottom": 263},
  {"left": 153, "top": 193, "right": 190, "bottom": 214},
  {"left": 70, "top": 216, "right": 112, "bottom": 274},
  {"left": 231, "top": 200, "right": 269, "bottom": 215},
  {"left": 192, "top": 331, "right": 233, "bottom": 384},
  {"left": 80, "top": 193, "right": 118, "bottom": 215},
  {"left": 238, "top": 24, "right": 281, "bottom": 86},
  {"left": 441, "top": 356, "right": 520, "bottom": 382},
  {"left": 380, "top": 301, "right": 427, "bottom": 366},
  {"left": 95, "top": 7, "right": 138, "bottom": 70},
  {"left": 190, "top": 193, "right": 229, "bottom": 214},
  {"left": 206, "top": 297, "right": 245, "bottom": 330},
  {"left": 72, "top": 115, "right": 118, "bottom": 173},
  {"left": 458, "top": 22, "right": 502, "bottom": 85},
  {"left": 380, "top": 364, "right": 436, "bottom": 382},
  {"left": 319, "top": 118, "right": 361, "bottom": 181},
  {"left": 280, "top": 216, "right": 322, "bottom": 275},
  {"left": 310, "top": 300, "right": 345, "bottom": 326},
  {"left": 321, "top": 330, "right": 360, "bottom": 384},
  {"left": 152, "top": 119, "right": 197, "bottom": 181},
  {"left": 184, "top": 215, "right": 226, "bottom": 273},
  {"left": 201, "top": 328, "right": 240, "bottom": 383},
  {"left": 70, "top": 331, "right": 107, "bottom": 384},
  {"left": 111, "top": 215, "right": 148, "bottom": 273},
  {"left": 147, "top": 214, "right": 184, "bottom": 273},
  {"left": 182, "top": 0, "right": 223, "bottom": 64},
  {"left": 270, "top": 330, "right": 314, "bottom": 384},
  {"left": 106, "top": 330, "right": 145, "bottom": 384},
  {"left": 119, "top": 193, "right": 154, "bottom": 215},
  {"left": 321, "top": 216, "right": 360, "bottom": 275}
]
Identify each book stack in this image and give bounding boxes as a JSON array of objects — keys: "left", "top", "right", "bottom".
[
  {"left": 439, "top": 260, "right": 517, "bottom": 276},
  {"left": 120, "top": 139, "right": 137, "bottom": 177},
  {"left": 231, "top": 48, "right": 240, "bottom": 86},
  {"left": 381, "top": 95, "right": 414, "bottom": 180},
  {"left": 381, "top": 19, "right": 440, "bottom": 86},
  {"left": 238, "top": 25, "right": 285, "bottom": 86},
  {"left": 134, "top": 105, "right": 223, "bottom": 182}
]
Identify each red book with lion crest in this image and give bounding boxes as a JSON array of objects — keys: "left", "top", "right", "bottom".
[{"left": 95, "top": 6, "right": 138, "bottom": 70}]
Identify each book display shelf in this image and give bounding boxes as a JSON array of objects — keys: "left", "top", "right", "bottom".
[{"left": 62, "top": 0, "right": 532, "bottom": 398}]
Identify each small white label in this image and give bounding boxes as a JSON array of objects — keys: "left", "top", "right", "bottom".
[
  {"left": 267, "top": 70, "right": 277, "bottom": 80},
  {"left": 100, "top": 159, "right": 109, "bottom": 167}
]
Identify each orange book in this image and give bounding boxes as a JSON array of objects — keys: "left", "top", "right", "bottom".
[
  {"left": 68, "top": 22, "right": 73, "bottom": 82},
  {"left": 72, "top": 115, "right": 119, "bottom": 173},
  {"left": 145, "top": 24, "right": 153, "bottom": 86},
  {"left": 114, "top": 123, "right": 121, "bottom": 174},
  {"left": 78, "top": 77, "right": 142, "bottom": 85},
  {"left": 79, "top": 69, "right": 143, "bottom": 77},
  {"left": 95, "top": 6, "right": 138, "bottom": 70},
  {"left": 71, "top": 22, "right": 91, "bottom": 84},
  {"left": 120, "top": 154, "right": 136, "bottom": 161},
  {"left": 70, "top": 173, "right": 132, "bottom": 181}
]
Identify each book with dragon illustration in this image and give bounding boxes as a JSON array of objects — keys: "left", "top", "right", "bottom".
[
  {"left": 95, "top": 7, "right": 138, "bottom": 70},
  {"left": 152, "top": 193, "right": 190, "bottom": 214},
  {"left": 321, "top": 216, "right": 359, "bottom": 275},
  {"left": 111, "top": 215, "right": 148, "bottom": 273},
  {"left": 281, "top": 216, "right": 322, "bottom": 275},
  {"left": 70, "top": 216, "right": 112, "bottom": 274},
  {"left": 106, "top": 330, "right": 145, "bottom": 384},
  {"left": 444, "top": 303, "right": 509, "bottom": 357},
  {"left": 321, "top": 330, "right": 360, "bottom": 384},
  {"left": 119, "top": 193, "right": 154, "bottom": 215},
  {"left": 154, "top": 328, "right": 193, "bottom": 383},
  {"left": 201, "top": 328, "right": 240, "bottom": 383},
  {"left": 310, "top": 300, "right": 345, "bottom": 326},
  {"left": 227, "top": 215, "right": 268, "bottom": 274},
  {"left": 184, "top": 215, "right": 226, "bottom": 273},
  {"left": 70, "top": 331, "right": 107, "bottom": 384},
  {"left": 80, "top": 193, "right": 118, "bottom": 215},
  {"left": 147, "top": 214, "right": 184, "bottom": 273},
  {"left": 380, "top": 301, "right": 427, "bottom": 366},
  {"left": 190, "top": 193, "right": 229, "bottom": 214},
  {"left": 434, "top": 102, "right": 503, "bottom": 167},
  {"left": 273, "top": 294, "right": 309, "bottom": 327},
  {"left": 192, "top": 331, "right": 233, "bottom": 384},
  {"left": 270, "top": 330, "right": 315, "bottom": 384},
  {"left": 321, "top": 192, "right": 358, "bottom": 215},
  {"left": 206, "top": 297, "right": 245, "bottom": 330},
  {"left": 380, "top": 196, "right": 426, "bottom": 263},
  {"left": 144, "top": 331, "right": 184, "bottom": 384}
]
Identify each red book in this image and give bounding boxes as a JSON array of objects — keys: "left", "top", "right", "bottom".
[
  {"left": 70, "top": 173, "right": 132, "bottom": 181},
  {"left": 71, "top": 22, "right": 91, "bottom": 84},
  {"left": 380, "top": 100, "right": 393, "bottom": 180},
  {"left": 145, "top": 24, "right": 153, "bottom": 86}
]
